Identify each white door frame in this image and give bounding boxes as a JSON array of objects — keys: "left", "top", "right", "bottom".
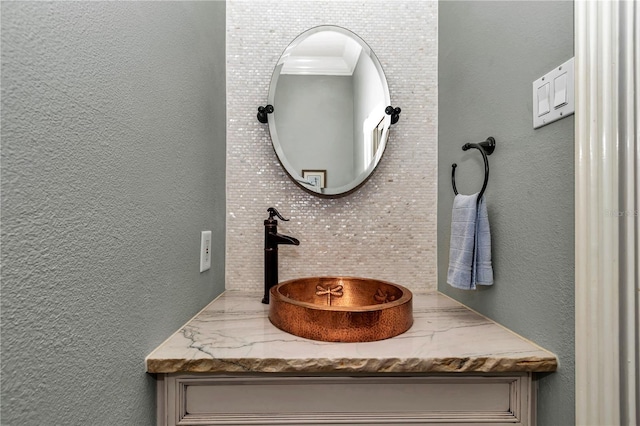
[{"left": 574, "top": 0, "right": 639, "bottom": 424}]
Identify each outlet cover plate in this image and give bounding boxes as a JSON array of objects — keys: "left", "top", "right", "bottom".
[{"left": 200, "top": 230, "right": 212, "bottom": 272}]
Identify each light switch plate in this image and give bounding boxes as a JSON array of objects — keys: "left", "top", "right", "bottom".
[{"left": 532, "top": 57, "right": 574, "bottom": 129}]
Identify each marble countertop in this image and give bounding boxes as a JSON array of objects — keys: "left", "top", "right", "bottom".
[{"left": 146, "top": 291, "right": 557, "bottom": 374}]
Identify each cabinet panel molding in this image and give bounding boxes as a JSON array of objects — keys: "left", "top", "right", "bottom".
[{"left": 157, "top": 374, "right": 534, "bottom": 426}]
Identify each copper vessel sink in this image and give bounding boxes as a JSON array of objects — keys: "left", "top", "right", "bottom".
[{"left": 269, "top": 276, "right": 413, "bottom": 342}]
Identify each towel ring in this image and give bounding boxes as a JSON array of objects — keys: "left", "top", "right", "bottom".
[{"left": 452, "top": 137, "right": 496, "bottom": 201}]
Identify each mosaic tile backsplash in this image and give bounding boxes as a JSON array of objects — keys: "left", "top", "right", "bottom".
[{"left": 226, "top": 0, "right": 438, "bottom": 291}]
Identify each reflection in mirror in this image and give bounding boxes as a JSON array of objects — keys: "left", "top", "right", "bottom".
[{"left": 267, "top": 26, "right": 393, "bottom": 197}]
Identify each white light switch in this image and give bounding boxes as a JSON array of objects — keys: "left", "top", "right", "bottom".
[
  {"left": 532, "top": 57, "right": 574, "bottom": 129},
  {"left": 553, "top": 73, "right": 568, "bottom": 108},
  {"left": 537, "top": 83, "right": 550, "bottom": 116}
]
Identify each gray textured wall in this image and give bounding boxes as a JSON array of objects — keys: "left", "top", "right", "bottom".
[
  {"left": 1, "top": 2, "right": 226, "bottom": 424},
  {"left": 438, "top": 1, "right": 574, "bottom": 424}
]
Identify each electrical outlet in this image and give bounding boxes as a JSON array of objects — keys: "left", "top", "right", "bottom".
[{"left": 200, "top": 230, "right": 212, "bottom": 272}]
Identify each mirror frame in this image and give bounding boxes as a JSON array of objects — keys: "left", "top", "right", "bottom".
[{"left": 267, "top": 25, "right": 392, "bottom": 197}]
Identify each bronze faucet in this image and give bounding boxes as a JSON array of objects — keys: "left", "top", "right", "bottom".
[{"left": 262, "top": 207, "right": 299, "bottom": 304}]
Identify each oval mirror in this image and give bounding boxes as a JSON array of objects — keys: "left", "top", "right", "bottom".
[{"left": 267, "top": 26, "right": 392, "bottom": 197}]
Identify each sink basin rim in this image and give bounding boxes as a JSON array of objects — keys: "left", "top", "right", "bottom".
[{"left": 272, "top": 276, "right": 413, "bottom": 311}]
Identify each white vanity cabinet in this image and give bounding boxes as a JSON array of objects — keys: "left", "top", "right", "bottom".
[
  {"left": 156, "top": 373, "right": 536, "bottom": 426},
  {"left": 147, "top": 292, "right": 556, "bottom": 426}
]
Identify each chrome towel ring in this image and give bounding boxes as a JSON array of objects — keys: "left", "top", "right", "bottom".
[{"left": 452, "top": 137, "right": 496, "bottom": 202}]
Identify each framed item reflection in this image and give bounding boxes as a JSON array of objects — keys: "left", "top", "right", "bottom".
[{"left": 302, "top": 170, "right": 326, "bottom": 189}]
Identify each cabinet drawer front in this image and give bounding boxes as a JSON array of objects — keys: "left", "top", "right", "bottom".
[{"left": 162, "top": 375, "right": 532, "bottom": 425}]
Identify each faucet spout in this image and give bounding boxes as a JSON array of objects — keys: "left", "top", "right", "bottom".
[
  {"left": 263, "top": 208, "right": 299, "bottom": 304},
  {"left": 268, "top": 232, "right": 300, "bottom": 247}
]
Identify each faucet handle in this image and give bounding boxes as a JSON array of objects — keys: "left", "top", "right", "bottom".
[{"left": 267, "top": 207, "right": 289, "bottom": 221}]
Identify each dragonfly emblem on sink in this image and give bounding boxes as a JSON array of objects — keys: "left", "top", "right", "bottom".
[
  {"left": 316, "top": 284, "right": 343, "bottom": 306},
  {"left": 374, "top": 288, "right": 397, "bottom": 304}
]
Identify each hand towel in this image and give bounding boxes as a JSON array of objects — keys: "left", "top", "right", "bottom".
[{"left": 447, "top": 193, "right": 494, "bottom": 290}]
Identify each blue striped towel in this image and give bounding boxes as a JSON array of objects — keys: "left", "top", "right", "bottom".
[{"left": 447, "top": 193, "right": 494, "bottom": 290}]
